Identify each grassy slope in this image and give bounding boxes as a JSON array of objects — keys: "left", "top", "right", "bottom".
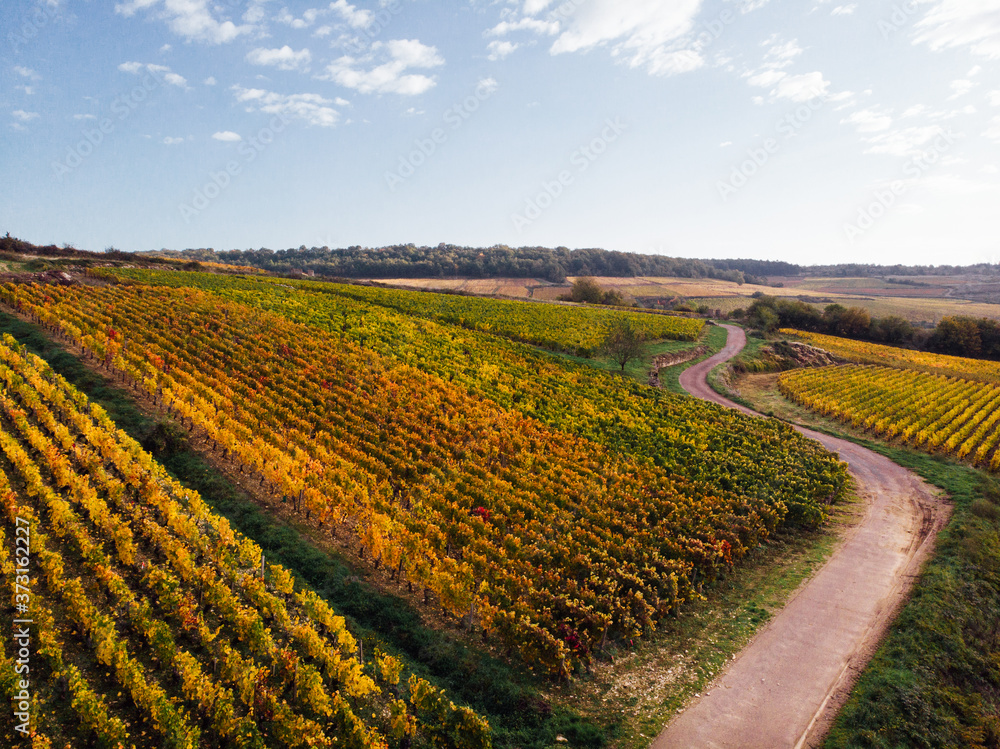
[
  {"left": 542, "top": 323, "right": 728, "bottom": 390},
  {"left": 826, "top": 447, "right": 1000, "bottom": 748},
  {"left": 720, "top": 365, "right": 1000, "bottom": 748},
  {"left": 542, "top": 337, "right": 698, "bottom": 383},
  {"left": 657, "top": 324, "right": 729, "bottom": 395},
  {"left": 0, "top": 311, "right": 606, "bottom": 749}
]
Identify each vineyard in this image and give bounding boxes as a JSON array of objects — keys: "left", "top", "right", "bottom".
[
  {"left": 780, "top": 329, "right": 1000, "bottom": 383},
  {"left": 779, "top": 365, "right": 1000, "bottom": 471},
  {"left": 0, "top": 334, "right": 488, "bottom": 749},
  {"left": 108, "top": 269, "right": 704, "bottom": 355},
  {"left": 96, "top": 270, "right": 845, "bottom": 516},
  {"left": 0, "top": 277, "right": 848, "bottom": 679}
]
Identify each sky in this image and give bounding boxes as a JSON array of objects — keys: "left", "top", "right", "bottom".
[{"left": 2, "top": 0, "right": 1000, "bottom": 267}]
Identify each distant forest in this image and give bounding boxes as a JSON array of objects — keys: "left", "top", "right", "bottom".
[
  {"left": 150, "top": 244, "right": 764, "bottom": 284},
  {"left": 153, "top": 244, "right": 1000, "bottom": 283},
  {"left": 4, "top": 234, "right": 998, "bottom": 283}
]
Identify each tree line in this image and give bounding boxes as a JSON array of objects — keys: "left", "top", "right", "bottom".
[
  {"left": 4, "top": 233, "right": 997, "bottom": 285},
  {"left": 743, "top": 295, "right": 1000, "bottom": 361},
  {"left": 156, "top": 244, "right": 764, "bottom": 285}
]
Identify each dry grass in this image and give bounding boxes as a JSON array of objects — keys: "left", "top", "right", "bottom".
[{"left": 375, "top": 276, "right": 1000, "bottom": 324}]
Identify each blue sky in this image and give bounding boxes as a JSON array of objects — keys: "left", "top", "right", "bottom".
[{"left": 2, "top": 0, "right": 999, "bottom": 266}]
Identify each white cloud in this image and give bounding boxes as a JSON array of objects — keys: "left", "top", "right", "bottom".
[
  {"left": 276, "top": 7, "right": 322, "bottom": 29},
  {"left": 16, "top": 85, "right": 35, "bottom": 96},
  {"left": 913, "top": 0, "right": 1000, "bottom": 60},
  {"left": 118, "top": 61, "right": 187, "bottom": 87},
  {"left": 773, "top": 72, "right": 830, "bottom": 101},
  {"left": 747, "top": 68, "right": 830, "bottom": 102},
  {"left": 988, "top": 90, "right": 1000, "bottom": 106},
  {"left": 548, "top": 0, "right": 705, "bottom": 76},
  {"left": 842, "top": 108, "right": 893, "bottom": 133},
  {"left": 719, "top": 140, "right": 733, "bottom": 147},
  {"left": 747, "top": 69, "right": 786, "bottom": 88},
  {"left": 487, "top": 17, "right": 560, "bottom": 36},
  {"left": 487, "top": 40, "right": 520, "bottom": 60},
  {"left": 246, "top": 46, "right": 312, "bottom": 71},
  {"left": 204, "top": 76, "right": 217, "bottom": 86},
  {"left": 114, "top": 0, "right": 251, "bottom": 44},
  {"left": 831, "top": 4, "right": 856, "bottom": 15},
  {"left": 743, "top": 35, "right": 832, "bottom": 103},
  {"left": 243, "top": 1, "right": 267, "bottom": 24},
  {"left": 927, "top": 104, "right": 977, "bottom": 119},
  {"left": 827, "top": 90, "right": 857, "bottom": 109},
  {"left": 212, "top": 130, "right": 242, "bottom": 141},
  {"left": 12, "top": 110, "right": 39, "bottom": 122},
  {"left": 948, "top": 78, "right": 978, "bottom": 99},
  {"left": 163, "top": 136, "right": 185, "bottom": 144},
  {"left": 863, "top": 125, "right": 950, "bottom": 156},
  {"left": 478, "top": 77, "right": 500, "bottom": 96},
  {"left": 14, "top": 66, "right": 41, "bottom": 80},
  {"left": 330, "top": 0, "right": 373, "bottom": 29},
  {"left": 160, "top": 43, "right": 172, "bottom": 52},
  {"left": 486, "top": 0, "right": 717, "bottom": 77},
  {"left": 314, "top": 25, "right": 333, "bottom": 37},
  {"left": 320, "top": 39, "right": 444, "bottom": 95},
  {"left": 919, "top": 174, "right": 997, "bottom": 195},
  {"left": 524, "top": 0, "right": 554, "bottom": 13},
  {"left": 232, "top": 85, "right": 341, "bottom": 126},
  {"left": 985, "top": 115, "right": 1000, "bottom": 142},
  {"left": 73, "top": 113, "right": 97, "bottom": 120},
  {"left": 762, "top": 36, "right": 803, "bottom": 68}
]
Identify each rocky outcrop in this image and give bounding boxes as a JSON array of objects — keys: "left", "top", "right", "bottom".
[{"left": 648, "top": 345, "right": 708, "bottom": 387}]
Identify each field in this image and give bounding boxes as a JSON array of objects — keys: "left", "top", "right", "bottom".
[
  {"left": 1, "top": 273, "right": 848, "bottom": 682},
  {"left": 372, "top": 276, "right": 1000, "bottom": 326},
  {"left": 782, "top": 329, "right": 1000, "bottom": 383},
  {"left": 8, "top": 260, "right": 1000, "bottom": 748},
  {"left": 0, "top": 333, "right": 486, "bottom": 749},
  {"left": 771, "top": 330, "right": 1000, "bottom": 474},
  {"left": 111, "top": 271, "right": 704, "bottom": 357},
  {"left": 779, "top": 365, "right": 1000, "bottom": 471}
]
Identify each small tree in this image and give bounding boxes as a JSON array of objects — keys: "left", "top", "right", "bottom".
[
  {"left": 570, "top": 277, "right": 605, "bottom": 304},
  {"left": 603, "top": 317, "right": 644, "bottom": 372}
]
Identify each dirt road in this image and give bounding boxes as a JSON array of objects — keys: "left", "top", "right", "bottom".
[{"left": 654, "top": 324, "right": 950, "bottom": 749}]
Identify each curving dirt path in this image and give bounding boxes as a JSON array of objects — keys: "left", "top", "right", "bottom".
[{"left": 653, "top": 324, "right": 951, "bottom": 749}]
